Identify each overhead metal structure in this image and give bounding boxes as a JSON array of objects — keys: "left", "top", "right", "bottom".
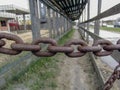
[{"left": 40, "top": 0, "right": 88, "bottom": 21}]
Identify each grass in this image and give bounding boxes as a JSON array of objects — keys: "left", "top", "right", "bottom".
[
  {"left": 100, "top": 26, "right": 120, "bottom": 33},
  {"left": 58, "top": 29, "right": 75, "bottom": 45},
  {"left": 4, "top": 29, "right": 75, "bottom": 90},
  {"left": 90, "top": 25, "right": 120, "bottom": 33}
]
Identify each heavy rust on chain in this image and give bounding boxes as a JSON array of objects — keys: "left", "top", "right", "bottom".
[
  {"left": 0, "top": 33, "right": 120, "bottom": 89},
  {"left": 103, "top": 63, "right": 120, "bottom": 90},
  {"left": 0, "top": 33, "right": 119, "bottom": 57}
]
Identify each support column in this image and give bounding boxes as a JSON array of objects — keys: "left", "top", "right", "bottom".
[
  {"left": 67, "top": 19, "right": 69, "bottom": 31},
  {"left": 87, "top": 0, "right": 90, "bottom": 43},
  {"left": 52, "top": 10, "right": 56, "bottom": 38},
  {"left": 7, "top": 21, "right": 10, "bottom": 32},
  {"left": 56, "top": 13, "right": 60, "bottom": 36},
  {"left": 64, "top": 18, "right": 65, "bottom": 32},
  {"left": 60, "top": 15, "right": 63, "bottom": 35},
  {"left": 29, "top": 0, "right": 40, "bottom": 40},
  {"left": 94, "top": 0, "right": 102, "bottom": 35},
  {"left": 82, "top": 11, "right": 85, "bottom": 37},
  {"left": 47, "top": 7, "right": 52, "bottom": 38},
  {"left": 23, "top": 14, "right": 26, "bottom": 30},
  {"left": 37, "top": 0, "right": 40, "bottom": 18}
]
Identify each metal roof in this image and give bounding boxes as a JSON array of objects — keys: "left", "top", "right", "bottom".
[{"left": 40, "top": 0, "right": 88, "bottom": 21}]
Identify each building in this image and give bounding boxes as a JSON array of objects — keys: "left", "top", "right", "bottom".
[
  {"left": 114, "top": 18, "right": 120, "bottom": 27},
  {"left": 0, "top": 4, "right": 29, "bottom": 31}
]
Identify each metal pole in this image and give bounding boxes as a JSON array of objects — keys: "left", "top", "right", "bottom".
[
  {"left": 63, "top": 17, "right": 66, "bottom": 33},
  {"left": 47, "top": 7, "right": 52, "bottom": 38},
  {"left": 7, "top": 21, "right": 10, "bottom": 32},
  {"left": 56, "top": 13, "right": 60, "bottom": 36},
  {"left": 60, "top": 15, "right": 63, "bottom": 34},
  {"left": 23, "top": 14, "right": 26, "bottom": 30},
  {"left": 94, "top": 0, "right": 102, "bottom": 35},
  {"left": 52, "top": 10, "right": 56, "bottom": 38},
  {"left": 29, "top": 0, "right": 40, "bottom": 40},
  {"left": 87, "top": 0, "right": 90, "bottom": 43},
  {"left": 37, "top": 0, "right": 40, "bottom": 18},
  {"left": 67, "top": 19, "right": 69, "bottom": 31}
]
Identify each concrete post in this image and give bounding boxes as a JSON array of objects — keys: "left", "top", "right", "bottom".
[
  {"left": 94, "top": 0, "right": 102, "bottom": 35},
  {"left": 47, "top": 7, "right": 52, "bottom": 38},
  {"left": 87, "top": 0, "right": 90, "bottom": 43},
  {"left": 23, "top": 14, "right": 26, "bottom": 30},
  {"left": 29, "top": 0, "right": 40, "bottom": 40}
]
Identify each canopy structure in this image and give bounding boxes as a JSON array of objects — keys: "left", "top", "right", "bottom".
[{"left": 40, "top": 0, "right": 88, "bottom": 21}]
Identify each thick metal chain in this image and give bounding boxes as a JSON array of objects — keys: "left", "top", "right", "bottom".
[
  {"left": 0, "top": 33, "right": 120, "bottom": 57},
  {"left": 0, "top": 33, "right": 120, "bottom": 89},
  {"left": 103, "top": 63, "right": 120, "bottom": 90}
]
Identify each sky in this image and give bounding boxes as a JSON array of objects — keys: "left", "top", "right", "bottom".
[{"left": 0, "top": 0, "right": 119, "bottom": 20}]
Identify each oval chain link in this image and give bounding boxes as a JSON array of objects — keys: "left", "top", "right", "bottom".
[
  {"left": 64, "top": 39, "right": 87, "bottom": 57},
  {"left": 32, "top": 38, "right": 57, "bottom": 57},
  {"left": 93, "top": 39, "right": 113, "bottom": 56},
  {"left": 0, "top": 33, "right": 24, "bottom": 55}
]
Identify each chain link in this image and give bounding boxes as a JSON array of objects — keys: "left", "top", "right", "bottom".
[
  {"left": 103, "top": 63, "right": 120, "bottom": 90},
  {"left": 0, "top": 33, "right": 120, "bottom": 89},
  {"left": 0, "top": 33, "right": 119, "bottom": 57},
  {"left": 0, "top": 33, "right": 24, "bottom": 55}
]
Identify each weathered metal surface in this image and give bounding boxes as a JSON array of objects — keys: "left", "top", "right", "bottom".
[
  {"left": 40, "top": 0, "right": 88, "bottom": 20},
  {"left": 0, "top": 33, "right": 119, "bottom": 57},
  {"left": 104, "top": 63, "right": 120, "bottom": 90}
]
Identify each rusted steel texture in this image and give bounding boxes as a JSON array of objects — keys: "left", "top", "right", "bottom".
[
  {"left": 103, "top": 63, "right": 120, "bottom": 90},
  {"left": 0, "top": 33, "right": 120, "bottom": 57}
]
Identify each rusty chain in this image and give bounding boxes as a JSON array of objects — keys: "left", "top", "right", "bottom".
[
  {"left": 103, "top": 63, "right": 120, "bottom": 90},
  {"left": 0, "top": 33, "right": 120, "bottom": 89},
  {"left": 0, "top": 33, "right": 119, "bottom": 57}
]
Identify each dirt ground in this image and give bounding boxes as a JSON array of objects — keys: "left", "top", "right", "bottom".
[
  {"left": 56, "top": 30, "right": 99, "bottom": 90},
  {"left": 1, "top": 30, "right": 100, "bottom": 90},
  {"left": 0, "top": 30, "right": 49, "bottom": 68}
]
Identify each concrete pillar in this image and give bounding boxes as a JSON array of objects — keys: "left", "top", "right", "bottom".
[
  {"left": 47, "top": 7, "right": 52, "bottom": 38},
  {"left": 23, "top": 14, "right": 26, "bottom": 30},
  {"left": 94, "top": 0, "right": 102, "bottom": 35},
  {"left": 87, "top": 0, "right": 90, "bottom": 43},
  {"left": 29, "top": 0, "right": 40, "bottom": 40}
]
